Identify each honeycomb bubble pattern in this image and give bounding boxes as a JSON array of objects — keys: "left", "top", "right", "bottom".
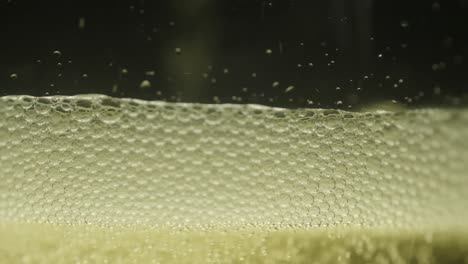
[{"left": 0, "top": 94, "right": 467, "bottom": 230}]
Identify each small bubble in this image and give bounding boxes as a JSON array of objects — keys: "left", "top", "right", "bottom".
[
  {"left": 175, "top": 48, "right": 182, "bottom": 54},
  {"left": 140, "top": 80, "right": 151, "bottom": 89},
  {"left": 121, "top": 68, "right": 128, "bottom": 75},
  {"left": 272, "top": 81, "right": 280, "bottom": 88},
  {"left": 336, "top": 100, "right": 343, "bottom": 105},
  {"left": 82, "top": 73, "right": 88, "bottom": 78},
  {"left": 145, "top": 70, "right": 156, "bottom": 76},
  {"left": 400, "top": 20, "right": 409, "bottom": 28},
  {"left": 223, "top": 68, "right": 229, "bottom": 74},
  {"left": 378, "top": 54, "right": 383, "bottom": 58},
  {"left": 297, "top": 63, "right": 302, "bottom": 68},
  {"left": 251, "top": 72, "right": 257, "bottom": 78},
  {"left": 169, "top": 21, "right": 175, "bottom": 26},
  {"left": 265, "top": 49, "right": 272, "bottom": 54},
  {"left": 10, "top": 73, "right": 18, "bottom": 80},
  {"left": 336, "top": 87, "right": 341, "bottom": 91},
  {"left": 308, "top": 62, "right": 314, "bottom": 67},
  {"left": 285, "top": 86, "right": 295, "bottom": 93},
  {"left": 78, "top": 17, "right": 85, "bottom": 29},
  {"left": 52, "top": 50, "right": 62, "bottom": 57},
  {"left": 432, "top": 2, "right": 440, "bottom": 11}
]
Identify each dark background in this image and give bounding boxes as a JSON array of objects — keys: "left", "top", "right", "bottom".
[{"left": 1, "top": 0, "right": 467, "bottom": 109}]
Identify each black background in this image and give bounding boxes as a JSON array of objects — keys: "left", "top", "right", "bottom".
[{"left": 1, "top": 0, "right": 467, "bottom": 109}]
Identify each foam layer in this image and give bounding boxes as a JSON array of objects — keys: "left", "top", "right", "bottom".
[{"left": 0, "top": 95, "right": 467, "bottom": 263}]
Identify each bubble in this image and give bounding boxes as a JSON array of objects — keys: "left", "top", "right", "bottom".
[
  {"left": 140, "top": 80, "right": 151, "bottom": 89},
  {"left": 145, "top": 71, "right": 156, "bottom": 76},
  {"left": 285, "top": 86, "right": 294, "bottom": 93},
  {"left": 9, "top": 73, "right": 18, "bottom": 80},
  {"left": 78, "top": 17, "right": 85, "bottom": 29},
  {"left": 265, "top": 49, "right": 272, "bottom": 54},
  {"left": 52, "top": 50, "right": 62, "bottom": 57},
  {"left": 400, "top": 20, "right": 409, "bottom": 28},
  {"left": 272, "top": 81, "right": 280, "bottom": 88},
  {"left": 175, "top": 48, "right": 182, "bottom": 54}
]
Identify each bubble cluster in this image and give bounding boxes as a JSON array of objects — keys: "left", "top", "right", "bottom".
[
  {"left": 0, "top": 95, "right": 467, "bottom": 262},
  {"left": 0, "top": 94, "right": 467, "bottom": 229}
]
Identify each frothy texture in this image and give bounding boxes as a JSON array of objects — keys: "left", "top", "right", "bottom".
[{"left": 0, "top": 94, "right": 467, "bottom": 230}]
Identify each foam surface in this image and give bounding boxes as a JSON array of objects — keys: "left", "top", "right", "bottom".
[{"left": 0, "top": 95, "right": 467, "bottom": 263}]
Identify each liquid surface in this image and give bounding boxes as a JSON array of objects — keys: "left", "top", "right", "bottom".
[{"left": 0, "top": 95, "right": 467, "bottom": 263}]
